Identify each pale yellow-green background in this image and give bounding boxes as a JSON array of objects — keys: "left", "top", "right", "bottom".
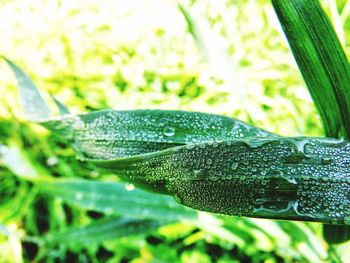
[{"left": 1, "top": 0, "right": 350, "bottom": 262}]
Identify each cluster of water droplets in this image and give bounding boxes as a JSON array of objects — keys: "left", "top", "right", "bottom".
[
  {"left": 43, "top": 109, "right": 271, "bottom": 160},
  {"left": 41, "top": 109, "right": 350, "bottom": 224},
  {"left": 105, "top": 137, "right": 350, "bottom": 224}
]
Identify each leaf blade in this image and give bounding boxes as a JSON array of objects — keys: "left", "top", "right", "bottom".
[
  {"left": 1, "top": 56, "right": 51, "bottom": 120},
  {"left": 41, "top": 109, "right": 274, "bottom": 160},
  {"left": 92, "top": 137, "right": 350, "bottom": 224},
  {"left": 44, "top": 216, "right": 163, "bottom": 245},
  {"left": 37, "top": 178, "right": 197, "bottom": 221},
  {"left": 272, "top": 0, "right": 350, "bottom": 138}
]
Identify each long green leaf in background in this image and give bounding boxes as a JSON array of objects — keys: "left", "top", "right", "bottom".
[
  {"left": 44, "top": 216, "right": 163, "bottom": 246},
  {"left": 272, "top": 0, "right": 350, "bottom": 245},
  {"left": 37, "top": 178, "right": 197, "bottom": 221},
  {"left": 1, "top": 139, "right": 197, "bottom": 222}
]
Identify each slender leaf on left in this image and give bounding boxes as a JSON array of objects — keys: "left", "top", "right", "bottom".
[{"left": 2, "top": 56, "right": 51, "bottom": 121}]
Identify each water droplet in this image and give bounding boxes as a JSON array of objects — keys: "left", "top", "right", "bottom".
[
  {"left": 174, "top": 194, "right": 183, "bottom": 204},
  {"left": 344, "top": 217, "right": 350, "bottom": 225},
  {"left": 193, "top": 169, "right": 206, "bottom": 179},
  {"left": 260, "top": 170, "right": 267, "bottom": 176},
  {"left": 206, "top": 159, "right": 213, "bottom": 165},
  {"left": 125, "top": 184, "right": 135, "bottom": 191},
  {"left": 254, "top": 198, "right": 269, "bottom": 205},
  {"left": 231, "top": 163, "right": 239, "bottom": 170},
  {"left": 47, "top": 156, "right": 58, "bottom": 166},
  {"left": 75, "top": 191, "right": 84, "bottom": 201},
  {"left": 185, "top": 144, "right": 196, "bottom": 150},
  {"left": 163, "top": 126, "right": 175, "bottom": 137}
]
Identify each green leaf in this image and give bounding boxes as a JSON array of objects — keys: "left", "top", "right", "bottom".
[
  {"left": 36, "top": 178, "right": 197, "bottom": 221},
  {"left": 272, "top": 0, "right": 350, "bottom": 139},
  {"left": 1, "top": 56, "right": 51, "bottom": 121},
  {"left": 50, "top": 95, "right": 70, "bottom": 115},
  {"left": 92, "top": 136, "right": 350, "bottom": 225},
  {"left": 40, "top": 109, "right": 274, "bottom": 160},
  {"left": 323, "top": 224, "right": 350, "bottom": 244},
  {"left": 272, "top": 0, "right": 350, "bottom": 244},
  {"left": 44, "top": 216, "right": 163, "bottom": 245}
]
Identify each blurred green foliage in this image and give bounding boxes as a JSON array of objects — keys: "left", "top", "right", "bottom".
[{"left": 1, "top": 0, "right": 350, "bottom": 262}]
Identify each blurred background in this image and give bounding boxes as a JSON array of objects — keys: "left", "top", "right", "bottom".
[{"left": 1, "top": 0, "right": 350, "bottom": 262}]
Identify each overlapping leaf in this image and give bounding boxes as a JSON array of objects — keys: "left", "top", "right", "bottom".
[
  {"left": 44, "top": 216, "right": 163, "bottom": 245},
  {"left": 272, "top": 0, "right": 350, "bottom": 245},
  {"left": 4, "top": 56, "right": 350, "bottom": 226},
  {"left": 37, "top": 178, "right": 197, "bottom": 221}
]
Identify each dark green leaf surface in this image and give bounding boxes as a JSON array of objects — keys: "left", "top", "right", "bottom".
[
  {"left": 92, "top": 137, "right": 350, "bottom": 224},
  {"left": 272, "top": 0, "right": 350, "bottom": 139},
  {"left": 323, "top": 225, "right": 350, "bottom": 244},
  {"left": 272, "top": 0, "right": 350, "bottom": 244},
  {"left": 31, "top": 108, "right": 350, "bottom": 225},
  {"left": 37, "top": 178, "right": 197, "bottom": 220},
  {"left": 41, "top": 109, "right": 273, "bottom": 160}
]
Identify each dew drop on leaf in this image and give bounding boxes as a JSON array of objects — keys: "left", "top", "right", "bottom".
[
  {"left": 162, "top": 126, "right": 175, "bottom": 137},
  {"left": 75, "top": 191, "right": 84, "bottom": 201},
  {"left": 231, "top": 162, "right": 239, "bottom": 170}
]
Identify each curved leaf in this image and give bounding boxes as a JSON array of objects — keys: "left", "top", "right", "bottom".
[
  {"left": 92, "top": 137, "right": 350, "bottom": 224},
  {"left": 40, "top": 109, "right": 274, "bottom": 160},
  {"left": 272, "top": 0, "right": 350, "bottom": 244},
  {"left": 1, "top": 56, "right": 51, "bottom": 120}
]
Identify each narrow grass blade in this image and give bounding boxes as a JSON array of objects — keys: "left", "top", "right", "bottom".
[
  {"left": 40, "top": 109, "right": 274, "bottom": 160},
  {"left": 92, "top": 137, "right": 350, "bottom": 225},
  {"left": 44, "top": 216, "right": 162, "bottom": 245},
  {"left": 36, "top": 178, "right": 197, "bottom": 220},
  {"left": 50, "top": 95, "right": 70, "bottom": 115},
  {"left": 1, "top": 56, "right": 51, "bottom": 120},
  {"left": 272, "top": 0, "right": 350, "bottom": 139}
]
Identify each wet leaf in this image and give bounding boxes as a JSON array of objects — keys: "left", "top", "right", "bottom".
[
  {"left": 272, "top": 0, "right": 350, "bottom": 244},
  {"left": 92, "top": 137, "right": 350, "bottom": 225},
  {"left": 40, "top": 109, "right": 273, "bottom": 160}
]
